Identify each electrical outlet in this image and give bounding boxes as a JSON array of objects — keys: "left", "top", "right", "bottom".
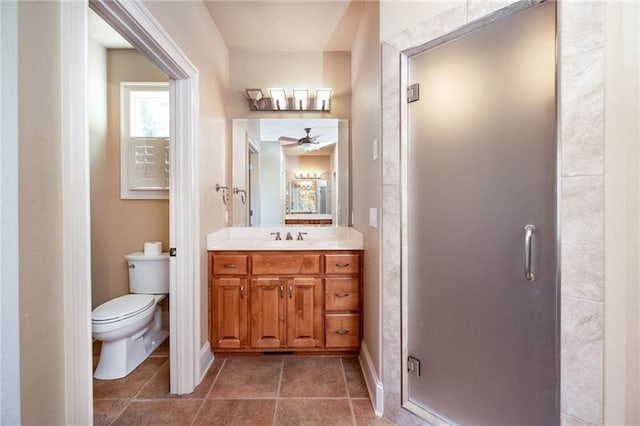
[
  {"left": 224, "top": 210, "right": 229, "bottom": 224},
  {"left": 373, "top": 138, "right": 378, "bottom": 160},
  {"left": 351, "top": 211, "right": 355, "bottom": 225},
  {"left": 369, "top": 208, "right": 377, "bottom": 228}
]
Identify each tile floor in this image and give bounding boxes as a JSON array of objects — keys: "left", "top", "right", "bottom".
[{"left": 93, "top": 341, "right": 391, "bottom": 425}]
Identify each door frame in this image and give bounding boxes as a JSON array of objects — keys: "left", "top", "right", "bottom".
[
  {"left": 61, "top": 1, "right": 201, "bottom": 423},
  {"left": 396, "top": 1, "right": 560, "bottom": 423}
]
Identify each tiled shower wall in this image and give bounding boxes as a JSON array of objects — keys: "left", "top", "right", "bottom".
[{"left": 380, "top": 1, "right": 605, "bottom": 424}]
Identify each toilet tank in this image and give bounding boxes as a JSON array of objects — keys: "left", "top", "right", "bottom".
[{"left": 125, "top": 252, "right": 169, "bottom": 294}]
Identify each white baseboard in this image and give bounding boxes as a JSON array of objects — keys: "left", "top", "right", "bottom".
[
  {"left": 199, "top": 341, "right": 214, "bottom": 382},
  {"left": 359, "top": 341, "right": 384, "bottom": 417}
]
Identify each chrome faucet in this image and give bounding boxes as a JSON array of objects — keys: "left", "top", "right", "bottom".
[
  {"left": 285, "top": 232, "right": 293, "bottom": 241},
  {"left": 270, "top": 232, "right": 281, "bottom": 241},
  {"left": 297, "top": 232, "right": 308, "bottom": 241}
]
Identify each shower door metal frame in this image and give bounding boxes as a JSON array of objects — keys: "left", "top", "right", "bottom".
[{"left": 398, "top": 1, "right": 561, "bottom": 422}]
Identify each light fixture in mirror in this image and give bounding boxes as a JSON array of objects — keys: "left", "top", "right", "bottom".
[
  {"left": 230, "top": 118, "right": 349, "bottom": 227},
  {"left": 244, "top": 88, "right": 333, "bottom": 112}
]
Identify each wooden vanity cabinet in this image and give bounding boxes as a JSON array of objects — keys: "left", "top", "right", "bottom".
[{"left": 209, "top": 250, "right": 362, "bottom": 354}]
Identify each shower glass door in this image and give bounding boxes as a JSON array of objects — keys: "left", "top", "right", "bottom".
[{"left": 405, "top": 2, "right": 558, "bottom": 424}]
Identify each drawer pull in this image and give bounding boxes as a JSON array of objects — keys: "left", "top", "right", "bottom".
[
  {"left": 335, "top": 263, "right": 350, "bottom": 268},
  {"left": 223, "top": 264, "right": 237, "bottom": 269},
  {"left": 335, "top": 292, "right": 350, "bottom": 298},
  {"left": 335, "top": 329, "right": 351, "bottom": 335}
]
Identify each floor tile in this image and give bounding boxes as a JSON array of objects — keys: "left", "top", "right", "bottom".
[
  {"left": 93, "top": 399, "right": 129, "bottom": 426},
  {"left": 194, "top": 399, "right": 276, "bottom": 426},
  {"left": 342, "top": 357, "right": 369, "bottom": 398},
  {"left": 210, "top": 358, "right": 282, "bottom": 399},
  {"left": 93, "top": 357, "right": 167, "bottom": 399},
  {"left": 111, "top": 399, "right": 201, "bottom": 426},
  {"left": 275, "top": 399, "right": 353, "bottom": 426},
  {"left": 280, "top": 357, "right": 347, "bottom": 398},
  {"left": 137, "top": 358, "right": 224, "bottom": 399},
  {"left": 351, "top": 399, "right": 393, "bottom": 426}
]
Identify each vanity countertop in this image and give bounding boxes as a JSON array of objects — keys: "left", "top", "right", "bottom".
[{"left": 206, "top": 226, "right": 364, "bottom": 251}]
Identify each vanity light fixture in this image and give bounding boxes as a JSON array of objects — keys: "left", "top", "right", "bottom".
[
  {"left": 315, "top": 89, "right": 332, "bottom": 111},
  {"left": 243, "top": 87, "right": 333, "bottom": 112},
  {"left": 268, "top": 88, "right": 287, "bottom": 110},
  {"left": 292, "top": 89, "right": 309, "bottom": 110}
]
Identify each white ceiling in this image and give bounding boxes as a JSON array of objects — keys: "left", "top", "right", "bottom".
[
  {"left": 204, "top": 1, "right": 364, "bottom": 51},
  {"left": 88, "top": 9, "right": 133, "bottom": 49}
]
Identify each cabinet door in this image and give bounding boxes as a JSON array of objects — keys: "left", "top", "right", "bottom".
[
  {"left": 212, "top": 278, "right": 248, "bottom": 349},
  {"left": 286, "top": 277, "right": 324, "bottom": 348},
  {"left": 250, "top": 278, "right": 286, "bottom": 348}
]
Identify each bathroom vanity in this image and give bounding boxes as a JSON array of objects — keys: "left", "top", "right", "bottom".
[{"left": 207, "top": 227, "right": 363, "bottom": 354}]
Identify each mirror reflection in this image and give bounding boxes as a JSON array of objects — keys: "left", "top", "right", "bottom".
[{"left": 231, "top": 119, "right": 349, "bottom": 227}]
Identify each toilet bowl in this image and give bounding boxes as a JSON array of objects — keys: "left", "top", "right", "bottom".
[{"left": 92, "top": 252, "right": 169, "bottom": 380}]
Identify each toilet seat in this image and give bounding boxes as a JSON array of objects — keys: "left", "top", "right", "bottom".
[{"left": 92, "top": 294, "right": 155, "bottom": 325}]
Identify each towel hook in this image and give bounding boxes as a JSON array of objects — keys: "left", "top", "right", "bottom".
[
  {"left": 233, "top": 187, "right": 247, "bottom": 205},
  {"left": 215, "top": 184, "right": 230, "bottom": 205}
]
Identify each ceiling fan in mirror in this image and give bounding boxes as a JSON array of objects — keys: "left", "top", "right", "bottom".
[{"left": 278, "top": 128, "right": 331, "bottom": 152}]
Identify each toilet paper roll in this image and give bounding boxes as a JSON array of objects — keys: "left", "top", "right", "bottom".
[{"left": 143, "top": 242, "right": 162, "bottom": 256}]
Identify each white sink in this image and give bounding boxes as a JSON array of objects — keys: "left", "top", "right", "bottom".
[{"left": 206, "top": 227, "right": 364, "bottom": 251}]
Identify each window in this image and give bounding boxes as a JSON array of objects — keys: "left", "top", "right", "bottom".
[{"left": 120, "top": 82, "right": 170, "bottom": 199}]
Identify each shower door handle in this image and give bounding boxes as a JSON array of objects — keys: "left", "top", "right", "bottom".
[{"left": 524, "top": 224, "right": 536, "bottom": 281}]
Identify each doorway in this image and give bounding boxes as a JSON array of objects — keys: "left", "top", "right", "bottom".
[
  {"left": 62, "top": 2, "right": 202, "bottom": 422},
  {"left": 403, "top": 1, "right": 558, "bottom": 423}
]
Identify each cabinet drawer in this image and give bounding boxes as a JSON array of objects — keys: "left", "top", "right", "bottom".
[
  {"left": 212, "top": 255, "right": 249, "bottom": 275},
  {"left": 325, "top": 278, "right": 359, "bottom": 312},
  {"left": 325, "top": 314, "right": 360, "bottom": 348},
  {"left": 252, "top": 254, "right": 321, "bottom": 275},
  {"left": 325, "top": 254, "right": 360, "bottom": 275}
]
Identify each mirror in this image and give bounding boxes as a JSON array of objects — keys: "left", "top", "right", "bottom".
[{"left": 231, "top": 118, "right": 349, "bottom": 227}]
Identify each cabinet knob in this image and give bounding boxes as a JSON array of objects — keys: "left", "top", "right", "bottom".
[
  {"left": 288, "top": 285, "right": 293, "bottom": 299},
  {"left": 240, "top": 285, "right": 245, "bottom": 298}
]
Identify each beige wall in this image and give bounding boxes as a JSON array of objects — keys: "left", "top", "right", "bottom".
[
  {"left": 90, "top": 49, "right": 169, "bottom": 308},
  {"left": 228, "top": 51, "right": 351, "bottom": 119},
  {"left": 18, "top": 2, "right": 65, "bottom": 423},
  {"left": 142, "top": 0, "right": 230, "bottom": 347},
  {"left": 603, "top": 2, "right": 640, "bottom": 424},
  {"left": 351, "top": 0, "right": 381, "bottom": 378}
]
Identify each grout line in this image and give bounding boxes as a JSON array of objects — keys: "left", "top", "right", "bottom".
[
  {"left": 190, "top": 358, "right": 228, "bottom": 426},
  {"left": 106, "top": 356, "right": 169, "bottom": 424},
  {"left": 341, "top": 358, "right": 357, "bottom": 426},
  {"left": 106, "top": 398, "right": 133, "bottom": 426},
  {"left": 131, "top": 356, "right": 169, "bottom": 400},
  {"left": 273, "top": 358, "right": 284, "bottom": 426}
]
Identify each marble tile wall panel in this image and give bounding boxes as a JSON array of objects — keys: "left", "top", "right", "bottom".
[
  {"left": 560, "top": 0, "right": 604, "bottom": 58},
  {"left": 561, "top": 413, "right": 596, "bottom": 426},
  {"left": 561, "top": 48, "right": 605, "bottom": 176},
  {"left": 386, "top": 4, "right": 468, "bottom": 52},
  {"left": 561, "top": 176, "right": 604, "bottom": 301},
  {"left": 561, "top": 297, "right": 604, "bottom": 424},
  {"left": 467, "top": 0, "right": 517, "bottom": 22},
  {"left": 381, "top": 43, "right": 401, "bottom": 186}
]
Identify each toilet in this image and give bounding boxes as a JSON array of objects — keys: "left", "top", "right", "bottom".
[{"left": 92, "top": 252, "right": 169, "bottom": 380}]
